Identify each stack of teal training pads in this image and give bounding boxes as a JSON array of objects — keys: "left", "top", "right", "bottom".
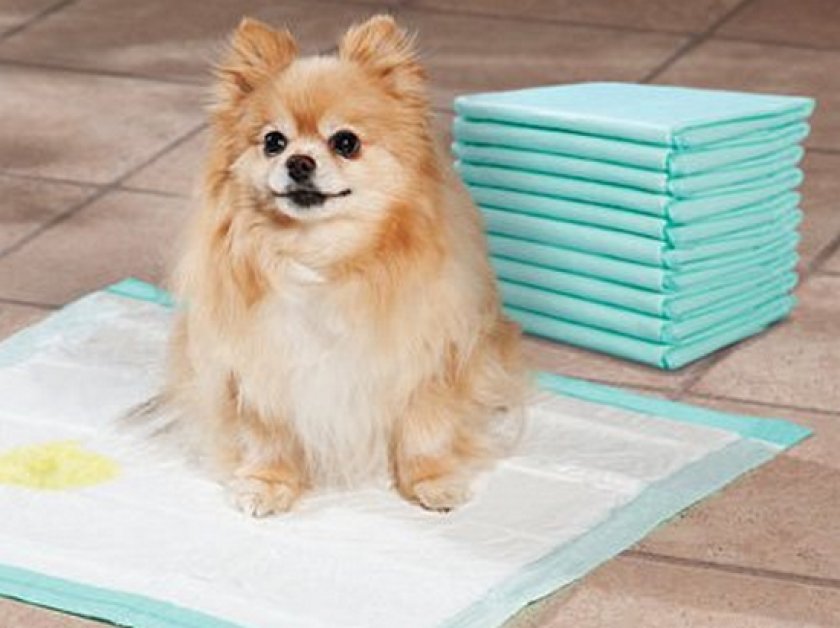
[{"left": 454, "top": 82, "right": 815, "bottom": 369}]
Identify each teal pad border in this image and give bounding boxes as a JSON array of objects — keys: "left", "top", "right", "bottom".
[
  {"left": 443, "top": 372, "right": 811, "bottom": 627},
  {"left": 0, "top": 279, "right": 811, "bottom": 628},
  {"left": 107, "top": 276, "right": 175, "bottom": 306},
  {"left": 536, "top": 372, "right": 810, "bottom": 447},
  {"left": 0, "top": 564, "right": 239, "bottom": 628},
  {"left": 444, "top": 439, "right": 790, "bottom": 627}
]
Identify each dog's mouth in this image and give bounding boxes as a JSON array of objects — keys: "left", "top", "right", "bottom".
[{"left": 273, "top": 187, "right": 352, "bottom": 208}]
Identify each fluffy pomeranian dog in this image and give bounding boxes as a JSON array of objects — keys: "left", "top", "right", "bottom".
[{"left": 165, "top": 14, "right": 528, "bottom": 516}]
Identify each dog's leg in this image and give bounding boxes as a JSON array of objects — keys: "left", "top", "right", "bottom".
[
  {"left": 229, "top": 420, "right": 306, "bottom": 517},
  {"left": 230, "top": 460, "right": 304, "bottom": 517},
  {"left": 392, "top": 391, "right": 484, "bottom": 512},
  {"left": 393, "top": 320, "right": 528, "bottom": 512}
]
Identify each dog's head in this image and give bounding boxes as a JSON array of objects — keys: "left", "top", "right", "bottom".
[{"left": 211, "top": 15, "right": 436, "bottom": 225}]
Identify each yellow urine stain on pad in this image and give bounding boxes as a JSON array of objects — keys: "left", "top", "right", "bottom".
[{"left": 0, "top": 441, "right": 119, "bottom": 490}]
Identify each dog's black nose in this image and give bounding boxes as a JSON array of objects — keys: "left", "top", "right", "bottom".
[{"left": 286, "top": 154, "right": 316, "bottom": 183}]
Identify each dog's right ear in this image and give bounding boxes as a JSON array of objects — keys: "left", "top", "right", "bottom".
[{"left": 216, "top": 18, "right": 297, "bottom": 101}]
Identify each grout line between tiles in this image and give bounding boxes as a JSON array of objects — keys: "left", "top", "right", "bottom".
[
  {"left": 115, "top": 185, "right": 191, "bottom": 200},
  {"left": 807, "top": 146, "right": 840, "bottom": 156},
  {"left": 807, "top": 231, "right": 840, "bottom": 276},
  {"left": 0, "top": 170, "right": 104, "bottom": 190},
  {"left": 622, "top": 550, "right": 840, "bottom": 591},
  {"left": 0, "top": 298, "right": 59, "bottom": 311},
  {"left": 0, "top": 123, "right": 207, "bottom": 261},
  {"left": 640, "top": 0, "right": 758, "bottom": 83},
  {"left": 714, "top": 34, "right": 840, "bottom": 54},
  {"left": 0, "top": 58, "right": 205, "bottom": 86},
  {"left": 398, "top": 1, "right": 703, "bottom": 37},
  {"left": 0, "top": 186, "right": 111, "bottom": 260},
  {"left": 0, "top": 0, "right": 78, "bottom": 43},
  {"left": 686, "top": 390, "right": 840, "bottom": 418}
]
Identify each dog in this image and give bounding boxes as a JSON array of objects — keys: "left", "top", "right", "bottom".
[{"left": 164, "top": 14, "right": 528, "bottom": 516}]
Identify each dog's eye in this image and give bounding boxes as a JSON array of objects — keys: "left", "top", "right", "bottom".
[
  {"left": 329, "top": 130, "right": 361, "bottom": 159},
  {"left": 263, "top": 131, "right": 287, "bottom": 157}
]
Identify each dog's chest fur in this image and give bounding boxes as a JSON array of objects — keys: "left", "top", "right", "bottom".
[{"left": 233, "top": 260, "right": 396, "bottom": 485}]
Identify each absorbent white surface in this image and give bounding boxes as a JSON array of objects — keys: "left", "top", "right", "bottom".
[{"left": 0, "top": 292, "right": 738, "bottom": 628}]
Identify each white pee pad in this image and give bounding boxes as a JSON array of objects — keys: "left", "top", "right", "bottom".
[{"left": 0, "top": 282, "right": 810, "bottom": 628}]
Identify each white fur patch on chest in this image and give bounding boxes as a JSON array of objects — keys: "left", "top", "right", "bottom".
[
  {"left": 283, "top": 258, "right": 326, "bottom": 285},
  {"left": 233, "top": 269, "right": 392, "bottom": 486}
]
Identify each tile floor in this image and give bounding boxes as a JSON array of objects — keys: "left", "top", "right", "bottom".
[{"left": 0, "top": 0, "right": 838, "bottom": 626}]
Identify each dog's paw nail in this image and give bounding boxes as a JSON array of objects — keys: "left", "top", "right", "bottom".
[
  {"left": 229, "top": 477, "right": 297, "bottom": 517},
  {"left": 412, "top": 477, "right": 471, "bottom": 512}
]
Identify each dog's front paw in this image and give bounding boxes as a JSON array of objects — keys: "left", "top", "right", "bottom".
[
  {"left": 411, "top": 475, "right": 472, "bottom": 512},
  {"left": 229, "top": 477, "right": 299, "bottom": 517}
]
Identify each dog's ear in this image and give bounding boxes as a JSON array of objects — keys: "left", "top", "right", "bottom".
[
  {"left": 217, "top": 18, "right": 297, "bottom": 100},
  {"left": 339, "top": 15, "right": 425, "bottom": 101}
]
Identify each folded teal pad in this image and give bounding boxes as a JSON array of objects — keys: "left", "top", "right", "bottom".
[
  {"left": 500, "top": 272, "right": 797, "bottom": 343},
  {"left": 488, "top": 231, "right": 799, "bottom": 291},
  {"left": 454, "top": 142, "right": 804, "bottom": 196},
  {"left": 460, "top": 162, "right": 803, "bottom": 221},
  {"left": 492, "top": 253, "right": 797, "bottom": 318},
  {"left": 482, "top": 205, "right": 801, "bottom": 267},
  {"left": 455, "top": 83, "right": 815, "bottom": 148},
  {"left": 454, "top": 118, "right": 811, "bottom": 174},
  {"left": 469, "top": 184, "right": 799, "bottom": 239},
  {"left": 507, "top": 294, "right": 795, "bottom": 369},
  {"left": 666, "top": 194, "right": 799, "bottom": 245}
]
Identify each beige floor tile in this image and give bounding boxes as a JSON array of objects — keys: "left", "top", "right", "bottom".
[
  {"left": 523, "top": 336, "right": 703, "bottom": 392},
  {"left": 656, "top": 39, "right": 840, "bottom": 151},
  {"left": 0, "top": 66, "right": 204, "bottom": 184},
  {"left": 408, "top": 0, "right": 534, "bottom": 18},
  {"left": 0, "top": 190, "right": 186, "bottom": 306},
  {"left": 0, "top": 0, "right": 57, "bottom": 34},
  {"left": 0, "top": 0, "right": 394, "bottom": 82},
  {"left": 525, "top": 0, "right": 742, "bottom": 33},
  {"left": 410, "top": 0, "right": 742, "bottom": 34},
  {"left": 123, "top": 130, "right": 206, "bottom": 197},
  {"left": 719, "top": 0, "right": 840, "bottom": 49},
  {"left": 399, "top": 8, "right": 686, "bottom": 109},
  {"left": 0, "top": 302, "right": 49, "bottom": 338},
  {"left": 823, "top": 247, "right": 840, "bottom": 273},
  {"left": 690, "top": 275, "right": 840, "bottom": 412},
  {"left": 0, "top": 175, "right": 97, "bottom": 253},
  {"left": 799, "top": 153, "right": 840, "bottom": 268},
  {"left": 637, "top": 395, "right": 840, "bottom": 579},
  {"left": 0, "top": 599, "right": 102, "bottom": 628},
  {"left": 506, "top": 590, "right": 570, "bottom": 628},
  {"left": 541, "top": 556, "right": 840, "bottom": 627}
]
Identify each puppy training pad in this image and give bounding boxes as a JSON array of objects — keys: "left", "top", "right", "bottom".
[
  {"left": 458, "top": 161, "right": 803, "bottom": 221},
  {"left": 454, "top": 83, "right": 814, "bottom": 148},
  {"left": 453, "top": 117, "right": 810, "bottom": 173},
  {"left": 453, "top": 142, "right": 803, "bottom": 196},
  {"left": 0, "top": 280, "right": 809, "bottom": 628}
]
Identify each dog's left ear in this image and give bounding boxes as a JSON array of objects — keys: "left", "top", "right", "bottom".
[
  {"left": 339, "top": 15, "right": 425, "bottom": 101},
  {"left": 217, "top": 18, "right": 298, "bottom": 101}
]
